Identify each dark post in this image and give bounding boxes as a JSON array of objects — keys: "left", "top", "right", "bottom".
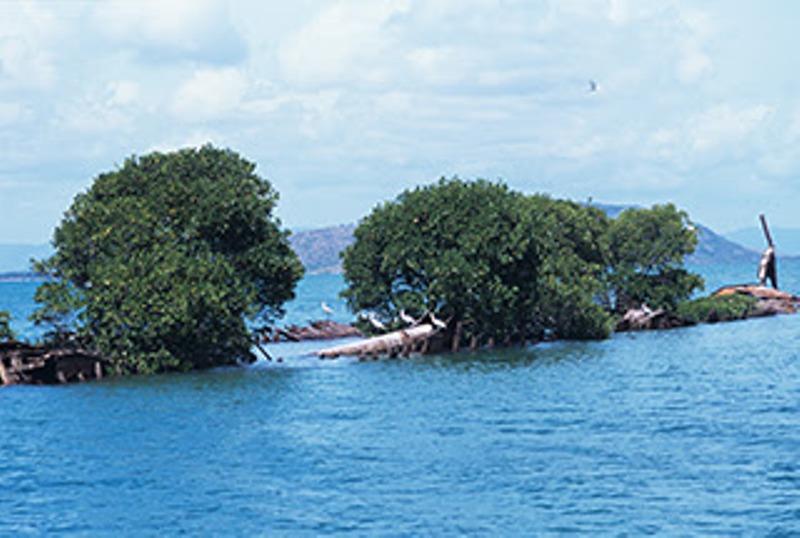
[{"left": 760, "top": 213, "right": 774, "bottom": 247}]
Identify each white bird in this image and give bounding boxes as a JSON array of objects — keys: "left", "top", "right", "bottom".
[
  {"left": 399, "top": 309, "right": 416, "bottom": 326},
  {"left": 367, "top": 313, "right": 387, "bottom": 332},
  {"left": 430, "top": 313, "right": 447, "bottom": 330},
  {"left": 321, "top": 302, "right": 334, "bottom": 317}
]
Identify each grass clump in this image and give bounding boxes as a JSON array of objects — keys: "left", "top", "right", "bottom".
[{"left": 677, "top": 294, "right": 757, "bottom": 324}]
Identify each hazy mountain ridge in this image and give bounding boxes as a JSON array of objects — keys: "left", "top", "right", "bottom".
[
  {"left": 0, "top": 218, "right": 767, "bottom": 277},
  {"left": 290, "top": 220, "right": 760, "bottom": 273},
  {"left": 689, "top": 224, "right": 759, "bottom": 265},
  {"left": 289, "top": 224, "right": 356, "bottom": 274},
  {"left": 591, "top": 203, "right": 759, "bottom": 265}
]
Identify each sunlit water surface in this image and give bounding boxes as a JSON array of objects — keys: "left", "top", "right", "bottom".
[{"left": 1, "top": 263, "right": 800, "bottom": 535}]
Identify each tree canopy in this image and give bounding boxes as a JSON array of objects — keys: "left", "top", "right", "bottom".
[
  {"left": 341, "top": 179, "right": 700, "bottom": 344},
  {"left": 605, "top": 204, "right": 703, "bottom": 313},
  {"left": 32, "top": 145, "right": 303, "bottom": 373},
  {"left": 341, "top": 179, "right": 615, "bottom": 344}
]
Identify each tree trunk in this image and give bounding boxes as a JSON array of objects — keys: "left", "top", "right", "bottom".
[{"left": 451, "top": 321, "right": 463, "bottom": 352}]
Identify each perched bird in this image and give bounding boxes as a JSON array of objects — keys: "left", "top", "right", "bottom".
[
  {"left": 321, "top": 302, "right": 334, "bottom": 318},
  {"left": 367, "top": 314, "right": 387, "bottom": 332},
  {"left": 430, "top": 313, "right": 447, "bottom": 330},
  {"left": 399, "top": 309, "right": 416, "bottom": 326}
]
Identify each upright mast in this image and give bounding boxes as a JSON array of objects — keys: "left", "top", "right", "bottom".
[{"left": 759, "top": 213, "right": 774, "bottom": 247}]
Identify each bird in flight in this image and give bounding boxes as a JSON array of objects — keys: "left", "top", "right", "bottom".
[
  {"left": 588, "top": 80, "right": 598, "bottom": 92},
  {"left": 321, "top": 302, "right": 333, "bottom": 317}
]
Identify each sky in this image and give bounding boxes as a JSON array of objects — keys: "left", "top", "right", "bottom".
[{"left": 1, "top": 0, "right": 799, "bottom": 243}]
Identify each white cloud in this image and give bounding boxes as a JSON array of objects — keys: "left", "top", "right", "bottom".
[
  {"left": 0, "top": 2, "right": 58, "bottom": 89},
  {"left": 58, "top": 104, "right": 129, "bottom": 134},
  {"left": 108, "top": 81, "right": 140, "bottom": 107},
  {"left": 2, "top": 0, "right": 800, "bottom": 240},
  {"left": 648, "top": 103, "right": 773, "bottom": 161},
  {"left": 676, "top": 9, "right": 714, "bottom": 83},
  {"left": 92, "top": 0, "right": 246, "bottom": 65},
  {"left": 407, "top": 47, "right": 473, "bottom": 86},
  {"left": 677, "top": 48, "right": 712, "bottom": 82},
  {"left": 608, "top": 0, "right": 630, "bottom": 25},
  {"left": 689, "top": 104, "right": 771, "bottom": 152},
  {"left": 279, "top": 0, "right": 411, "bottom": 86},
  {"left": 149, "top": 131, "right": 221, "bottom": 154},
  {"left": 0, "top": 102, "right": 28, "bottom": 125},
  {"left": 171, "top": 68, "right": 249, "bottom": 121},
  {"left": 57, "top": 81, "right": 144, "bottom": 134}
]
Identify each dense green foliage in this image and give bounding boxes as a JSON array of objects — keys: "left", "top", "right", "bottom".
[
  {"left": 341, "top": 179, "right": 614, "bottom": 343},
  {"left": 677, "top": 294, "right": 757, "bottom": 324},
  {"left": 605, "top": 204, "right": 703, "bottom": 313},
  {"left": 525, "top": 196, "right": 614, "bottom": 339},
  {"left": 33, "top": 145, "right": 303, "bottom": 373},
  {"left": 342, "top": 179, "right": 701, "bottom": 345},
  {"left": 0, "top": 311, "right": 14, "bottom": 342}
]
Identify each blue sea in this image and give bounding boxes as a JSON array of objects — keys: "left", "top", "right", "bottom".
[{"left": 2, "top": 261, "right": 800, "bottom": 535}]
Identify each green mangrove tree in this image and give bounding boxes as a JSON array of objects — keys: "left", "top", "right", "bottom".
[
  {"left": 342, "top": 179, "right": 702, "bottom": 345},
  {"left": 341, "top": 178, "right": 615, "bottom": 344},
  {"left": 33, "top": 145, "right": 303, "bottom": 373}
]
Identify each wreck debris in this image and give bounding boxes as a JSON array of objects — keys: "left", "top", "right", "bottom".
[
  {"left": 259, "top": 320, "right": 362, "bottom": 343},
  {"left": 0, "top": 341, "right": 108, "bottom": 386},
  {"left": 616, "top": 306, "right": 692, "bottom": 332},
  {"left": 713, "top": 284, "right": 799, "bottom": 315}
]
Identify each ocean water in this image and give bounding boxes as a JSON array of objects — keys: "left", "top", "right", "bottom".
[{"left": 1, "top": 262, "right": 800, "bottom": 535}]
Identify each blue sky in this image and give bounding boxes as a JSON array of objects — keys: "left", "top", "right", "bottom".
[{"left": 1, "top": 0, "right": 799, "bottom": 243}]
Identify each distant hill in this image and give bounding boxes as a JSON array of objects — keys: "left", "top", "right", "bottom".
[
  {"left": 591, "top": 203, "right": 758, "bottom": 265},
  {"left": 0, "top": 215, "right": 762, "bottom": 276},
  {"left": 289, "top": 224, "right": 356, "bottom": 274},
  {"left": 290, "top": 204, "right": 639, "bottom": 273},
  {"left": 725, "top": 227, "right": 800, "bottom": 257},
  {"left": 688, "top": 224, "right": 758, "bottom": 265},
  {"left": 289, "top": 219, "right": 759, "bottom": 273}
]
